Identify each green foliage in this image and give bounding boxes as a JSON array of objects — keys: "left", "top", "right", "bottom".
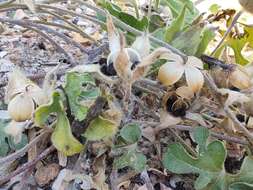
[
  {"left": 171, "top": 23, "right": 215, "bottom": 56},
  {"left": 35, "top": 91, "right": 84, "bottom": 156},
  {"left": 0, "top": 120, "right": 11, "bottom": 156},
  {"left": 163, "top": 2, "right": 214, "bottom": 56},
  {"left": 0, "top": 120, "right": 27, "bottom": 157},
  {"left": 213, "top": 24, "right": 253, "bottom": 66},
  {"left": 149, "top": 14, "right": 166, "bottom": 33},
  {"left": 214, "top": 35, "right": 249, "bottom": 66},
  {"left": 8, "top": 134, "right": 28, "bottom": 150},
  {"left": 103, "top": 2, "right": 148, "bottom": 31},
  {"left": 165, "top": 5, "right": 186, "bottom": 43},
  {"left": 51, "top": 111, "right": 84, "bottom": 156},
  {"left": 113, "top": 123, "right": 146, "bottom": 172},
  {"left": 64, "top": 72, "right": 100, "bottom": 121},
  {"left": 161, "top": 0, "right": 199, "bottom": 24},
  {"left": 84, "top": 116, "right": 117, "bottom": 141},
  {"left": 163, "top": 127, "right": 253, "bottom": 190},
  {"left": 114, "top": 149, "right": 147, "bottom": 172},
  {"left": 34, "top": 92, "right": 63, "bottom": 126},
  {"left": 120, "top": 123, "right": 141, "bottom": 144},
  {"left": 209, "top": 4, "right": 221, "bottom": 14},
  {"left": 195, "top": 27, "right": 216, "bottom": 57}
]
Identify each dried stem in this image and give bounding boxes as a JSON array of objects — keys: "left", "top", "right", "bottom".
[
  {"left": 0, "top": 130, "right": 51, "bottom": 165},
  {"left": 174, "top": 125, "right": 248, "bottom": 145},
  {"left": 1, "top": 2, "right": 187, "bottom": 60},
  {"left": 140, "top": 170, "right": 154, "bottom": 190},
  {"left": 133, "top": 120, "right": 248, "bottom": 145},
  {"left": 28, "top": 26, "right": 75, "bottom": 65},
  {"left": 211, "top": 11, "right": 243, "bottom": 56},
  {"left": 204, "top": 73, "right": 253, "bottom": 144},
  {"left": 0, "top": 17, "right": 89, "bottom": 54},
  {"left": 0, "top": 145, "right": 55, "bottom": 185},
  {"left": 39, "top": 7, "right": 98, "bottom": 44}
]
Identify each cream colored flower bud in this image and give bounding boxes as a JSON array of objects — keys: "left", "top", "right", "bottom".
[
  {"left": 107, "top": 48, "right": 141, "bottom": 81},
  {"left": 131, "top": 33, "right": 150, "bottom": 58},
  {"left": 229, "top": 66, "right": 251, "bottom": 89},
  {"left": 8, "top": 92, "right": 34, "bottom": 122},
  {"left": 158, "top": 56, "right": 204, "bottom": 93}
]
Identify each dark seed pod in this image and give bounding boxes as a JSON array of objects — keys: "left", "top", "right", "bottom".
[
  {"left": 105, "top": 48, "right": 141, "bottom": 77},
  {"left": 163, "top": 92, "right": 190, "bottom": 117}
]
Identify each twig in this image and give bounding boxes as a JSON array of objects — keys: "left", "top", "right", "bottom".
[
  {"left": 28, "top": 26, "right": 75, "bottom": 65},
  {"left": 140, "top": 170, "right": 154, "bottom": 190},
  {"left": 169, "top": 128, "right": 198, "bottom": 157},
  {"left": 39, "top": 7, "right": 98, "bottom": 44},
  {"left": 211, "top": 11, "right": 243, "bottom": 56},
  {"left": 174, "top": 125, "right": 248, "bottom": 145},
  {"left": 203, "top": 73, "right": 253, "bottom": 144},
  {"left": 201, "top": 54, "right": 235, "bottom": 70},
  {"left": 2, "top": 2, "right": 188, "bottom": 60},
  {"left": 38, "top": 4, "right": 106, "bottom": 26},
  {"left": 0, "top": 17, "right": 89, "bottom": 54},
  {"left": 0, "top": 130, "right": 51, "bottom": 165},
  {"left": 34, "top": 20, "right": 81, "bottom": 33},
  {"left": 132, "top": 120, "right": 248, "bottom": 145},
  {"left": 0, "top": 145, "right": 55, "bottom": 185},
  {"left": 0, "top": 16, "right": 75, "bottom": 64}
]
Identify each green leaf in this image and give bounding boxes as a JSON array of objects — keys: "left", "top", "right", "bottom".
[
  {"left": 35, "top": 91, "right": 84, "bottom": 156},
  {"left": 195, "top": 27, "right": 215, "bottom": 57},
  {"left": 165, "top": 5, "right": 187, "bottom": 43},
  {"left": 34, "top": 91, "right": 63, "bottom": 126},
  {"left": 0, "top": 120, "right": 28, "bottom": 156},
  {"left": 84, "top": 116, "right": 117, "bottom": 141},
  {"left": 51, "top": 111, "right": 84, "bottom": 156},
  {"left": 209, "top": 4, "right": 221, "bottom": 14},
  {"left": 8, "top": 134, "right": 28, "bottom": 150},
  {"left": 0, "top": 120, "right": 10, "bottom": 156},
  {"left": 118, "top": 12, "right": 149, "bottom": 31},
  {"left": 114, "top": 149, "right": 147, "bottom": 172},
  {"left": 64, "top": 72, "right": 100, "bottom": 121},
  {"left": 163, "top": 139, "right": 227, "bottom": 189},
  {"left": 227, "top": 36, "right": 249, "bottom": 65},
  {"left": 229, "top": 182, "right": 253, "bottom": 190},
  {"left": 162, "top": 0, "right": 199, "bottom": 24},
  {"left": 230, "top": 157, "right": 253, "bottom": 187},
  {"left": 245, "top": 25, "right": 253, "bottom": 48},
  {"left": 163, "top": 130, "right": 253, "bottom": 189},
  {"left": 214, "top": 28, "right": 253, "bottom": 65},
  {"left": 171, "top": 24, "right": 205, "bottom": 56},
  {"left": 152, "top": 28, "right": 167, "bottom": 42},
  {"left": 120, "top": 123, "right": 141, "bottom": 144},
  {"left": 104, "top": 2, "right": 148, "bottom": 31},
  {"left": 149, "top": 14, "right": 165, "bottom": 33},
  {"left": 193, "top": 127, "right": 209, "bottom": 154}
]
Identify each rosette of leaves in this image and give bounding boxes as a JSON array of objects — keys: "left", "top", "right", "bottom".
[{"left": 163, "top": 127, "right": 253, "bottom": 190}]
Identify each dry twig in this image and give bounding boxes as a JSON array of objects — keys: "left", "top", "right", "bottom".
[
  {"left": 204, "top": 73, "right": 253, "bottom": 144},
  {"left": 0, "top": 145, "right": 55, "bottom": 185},
  {"left": 0, "top": 130, "right": 51, "bottom": 165}
]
